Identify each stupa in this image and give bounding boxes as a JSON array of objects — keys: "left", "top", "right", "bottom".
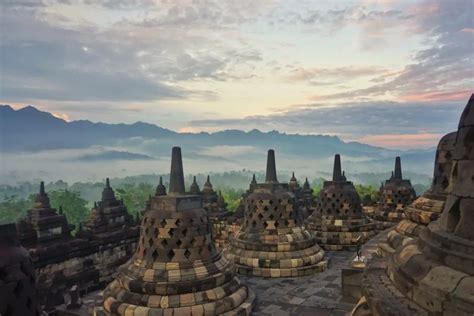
[
  {"left": 78, "top": 178, "right": 138, "bottom": 243},
  {"left": 371, "top": 157, "right": 416, "bottom": 230},
  {"left": 0, "top": 223, "right": 40, "bottom": 316},
  {"left": 306, "top": 154, "right": 375, "bottom": 250},
  {"left": 226, "top": 150, "right": 326, "bottom": 277},
  {"left": 213, "top": 191, "right": 232, "bottom": 249},
  {"left": 381, "top": 132, "right": 457, "bottom": 254},
  {"left": 155, "top": 176, "right": 167, "bottom": 196},
  {"left": 16, "top": 183, "right": 91, "bottom": 308},
  {"left": 100, "top": 147, "right": 255, "bottom": 315},
  {"left": 355, "top": 94, "right": 474, "bottom": 316},
  {"left": 231, "top": 174, "right": 258, "bottom": 224},
  {"left": 16, "top": 182, "right": 75, "bottom": 252},
  {"left": 189, "top": 176, "right": 201, "bottom": 196},
  {"left": 301, "top": 177, "right": 315, "bottom": 217}
]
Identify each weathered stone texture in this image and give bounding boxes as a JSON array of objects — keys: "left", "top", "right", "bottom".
[
  {"left": 306, "top": 155, "right": 375, "bottom": 250},
  {"left": 358, "top": 94, "right": 474, "bottom": 316},
  {"left": 100, "top": 147, "right": 254, "bottom": 315},
  {"left": 0, "top": 223, "right": 40, "bottom": 316},
  {"left": 226, "top": 150, "right": 326, "bottom": 277}
]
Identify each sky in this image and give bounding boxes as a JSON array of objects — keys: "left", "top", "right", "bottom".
[{"left": 1, "top": 0, "right": 473, "bottom": 149}]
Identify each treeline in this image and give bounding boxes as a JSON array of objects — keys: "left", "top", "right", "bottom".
[{"left": 0, "top": 178, "right": 389, "bottom": 228}]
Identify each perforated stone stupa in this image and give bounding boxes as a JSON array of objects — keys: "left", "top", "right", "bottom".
[
  {"left": 355, "top": 94, "right": 474, "bottom": 316},
  {"left": 226, "top": 149, "right": 326, "bottom": 277},
  {"left": 100, "top": 147, "right": 255, "bottom": 315},
  {"left": 380, "top": 132, "right": 456, "bottom": 255},
  {"left": 306, "top": 154, "right": 375, "bottom": 250},
  {"left": 0, "top": 223, "right": 40, "bottom": 316},
  {"left": 371, "top": 157, "right": 416, "bottom": 230}
]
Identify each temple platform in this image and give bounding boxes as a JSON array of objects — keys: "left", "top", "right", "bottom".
[{"left": 66, "top": 229, "right": 391, "bottom": 316}]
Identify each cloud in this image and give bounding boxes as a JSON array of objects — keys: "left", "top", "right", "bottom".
[
  {"left": 286, "top": 65, "right": 390, "bottom": 85},
  {"left": 0, "top": 1, "right": 264, "bottom": 103},
  {"left": 359, "top": 133, "right": 444, "bottom": 149},
  {"left": 189, "top": 100, "right": 466, "bottom": 148},
  {"left": 309, "top": 0, "right": 474, "bottom": 103}
]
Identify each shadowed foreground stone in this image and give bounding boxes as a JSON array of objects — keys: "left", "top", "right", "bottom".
[
  {"left": 306, "top": 154, "right": 376, "bottom": 251},
  {"left": 226, "top": 149, "right": 327, "bottom": 277},
  {"left": 100, "top": 147, "right": 255, "bottom": 315},
  {"left": 0, "top": 223, "right": 40, "bottom": 316},
  {"left": 356, "top": 94, "right": 474, "bottom": 316},
  {"left": 380, "top": 132, "right": 457, "bottom": 256},
  {"left": 371, "top": 157, "right": 416, "bottom": 231}
]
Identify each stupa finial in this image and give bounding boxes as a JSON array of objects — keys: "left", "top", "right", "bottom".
[
  {"left": 332, "top": 154, "right": 342, "bottom": 181},
  {"left": 394, "top": 156, "right": 402, "bottom": 180},
  {"left": 265, "top": 149, "right": 278, "bottom": 183},
  {"left": 169, "top": 147, "right": 185, "bottom": 195}
]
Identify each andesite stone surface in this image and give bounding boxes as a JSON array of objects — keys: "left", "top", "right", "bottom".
[
  {"left": 355, "top": 94, "right": 474, "bottom": 316},
  {"left": 99, "top": 147, "right": 255, "bottom": 315},
  {"left": 306, "top": 154, "right": 376, "bottom": 251},
  {"left": 371, "top": 157, "right": 416, "bottom": 231},
  {"left": 380, "top": 132, "right": 457, "bottom": 256},
  {"left": 0, "top": 223, "right": 40, "bottom": 316},
  {"left": 226, "top": 149, "right": 327, "bottom": 277}
]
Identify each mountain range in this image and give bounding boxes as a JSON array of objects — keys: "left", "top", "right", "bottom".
[{"left": 0, "top": 104, "right": 436, "bottom": 185}]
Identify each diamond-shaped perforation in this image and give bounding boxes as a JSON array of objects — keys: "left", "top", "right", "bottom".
[
  {"left": 161, "top": 239, "right": 168, "bottom": 247},
  {"left": 176, "top": 239, "right": 182, "bottom": 247},
  {"left": 184, "top": 249, "right": 191, "bottom": 259},
  {"left": 160, "top": 219, "right": 167, "bottom": 227},
  {"left": 175, "top": 219, "right": 181, "bottom": 226},
  {"left": 167, "top": 249, "right": 175, "bottom": 260},
  {"left": 152, "top": 249, "right": 159, "bottom": 260},
  {"left": 182, "top": 228, "right": 188, "bottom": 236}
]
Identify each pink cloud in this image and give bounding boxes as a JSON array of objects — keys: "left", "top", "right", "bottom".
[
  {"left": 401, "top": 89, "right": 473, "bottom": 102},
  {"left": 359, "top": 133, "right": 444, "bottom": 149}
]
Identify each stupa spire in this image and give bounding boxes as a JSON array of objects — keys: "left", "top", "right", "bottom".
[
  {"left": 168, "top": 147, "right": 185, "bottom": 195},
  {"left": 251, "top": 173, "right": 257, "bottom": 184},
  {"left": 332, "top": 154, "right": 342, "bottom": 181},
  {"left": 39, "top": 181, "right": 45, "bottom": 195},
  {"left": 265, "top": 149, "right": 278, "bottom": 183},
  {"left": 394, "top": 156, "right": 402, "bottom": 180}
]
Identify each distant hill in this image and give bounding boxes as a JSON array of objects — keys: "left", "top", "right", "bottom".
[
  {"left": 1, "top": 104, "right": 389, "bottom": 156},
  {"left": 0, "top": 105, "right": 436, "bottom": 184}
]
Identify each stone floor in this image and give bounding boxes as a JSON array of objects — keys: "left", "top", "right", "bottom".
[
  {"left": 58, "top": 230, "right": 390, "bottom": 316},
  {"left": 243, "top": 230, "right": 389, "bottom": 316}
]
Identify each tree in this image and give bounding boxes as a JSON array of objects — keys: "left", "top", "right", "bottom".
[
  {"left": 220, "top": 187, "right": 245, "bottom": 212},
  {"left": 115, "top": 183, "right": 154, "bottom": 217},
  {"left": 48, "top": 190, "right": 89, "bottom": 230},
  {"left": 0, "top": 195, "right": 32, "bottom": 225},
  {"left": 354, "top": 184, "right": 379, "bottom": 203}
]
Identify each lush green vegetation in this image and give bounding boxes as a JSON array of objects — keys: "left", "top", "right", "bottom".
[
  {"left": 48, "top": 190, "right": 89, "bottom": 230},
  {"left": 0, "top": 195, "right": 32, "bottom": 225},
  {"left": 115, "top": 183, "right": 155, "bottom": 216},
  {"left": 0, "top": 171, "right": 430, "bottom": 226}
]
